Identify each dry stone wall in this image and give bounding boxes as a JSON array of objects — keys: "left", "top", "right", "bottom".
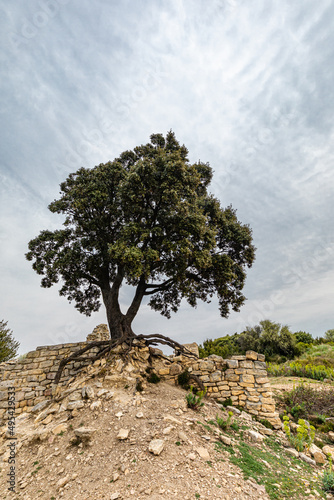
[{"left": 0, "top": 333, "right": 281, "bottom": 428}]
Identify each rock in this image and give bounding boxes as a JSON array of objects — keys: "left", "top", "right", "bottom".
[
  {"left": 245, "top": 430, "right": 264, "bottom": 443},
  {"left": 163, "top": 415, "right": 182, "bottom": 425},
  {"left": 323, "top": 445, "right": 334, "bottom": 457},
  {"left": 187, "top": 452, "right": 196, "bottom": 460},
  {"left": 219, "top": 435, "right": 232, "bottom": 446},
  {"left": 52, "top": 423, "right": 68, "bottom": 435},
  {"left": 97, "top": 389, "right": 109, "bottom": 397},
  {"left": 240, "top": 411, "right": 252, "bottom": 421},
  {"left": 90, "top": 401, "right": 101, "bottom": 410},
  {"left": 68, "top": 390, "right": 82, "bottom": 401},
  {"left": 313, "top": 451, "right": 326, "bottom": 464},
  {"left": 74, "top": 427, "right": 97, "bottom": 441},
  {"left": 31, "top": 400, "right": 51, "bottom": 414},
  {"left": 148, "top": 439, "right": 165, "bottom": 455},
  {"left": 285, "top": 448, "right": 299, "bottom": 458},
  {"left": 163, "top": 426, "right": 174, "bottom": 435},
  {"left": 117, "top": 429, "right": 130, "bottom": 440},
  {"left": 178, "top": 431, "right": 188, "bottom": 442},
  {"left": 57, "top": 475, "right": 70, "bottom": 489},
  {"left": 299, "top": 453, "right": 316, "bottom": 466},
  {"left": 195, "top": 447, "right": 210, "bottom": 460},
  {"left": 246, "top": 351, "right": 258, "bottom": 360},
  {"left": 328, "top": 432, "right": 334, "bottom": 442},
  {"left": 110, "top": 493, "right": 121, "bottom": 500},
  {"left": 136, "top": 411, "right": 144, "bottom": 419},
  {"left": 82, "top": 386, "right": 95, "bottom": 399},
  {"left": 226, "top": 406, "right": 241, "bottom": 415},
  {"left": 67, "top": 401, "right": 84, "bottom": 411}
]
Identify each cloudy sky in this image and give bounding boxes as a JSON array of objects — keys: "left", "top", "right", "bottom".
[{"left": 1, "top": 0, "right": 334, "bottom": 355}]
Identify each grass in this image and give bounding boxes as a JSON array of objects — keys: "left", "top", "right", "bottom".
[
  {"left": 275, "top": 382, "right": 334, "bottom": 420},
  {"left": 215, "top": 437, "right": 326, "bottom": 499}
]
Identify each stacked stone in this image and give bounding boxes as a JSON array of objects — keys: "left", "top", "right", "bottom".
[
  {"left": 0, "top": 341, "right": 96, "bottom": 422},
  {"left": 86, "top": 324, "right": 110, "bottom": 342},
  {"left": 157, "top": 350, "right": 281, "bottom": 429}
]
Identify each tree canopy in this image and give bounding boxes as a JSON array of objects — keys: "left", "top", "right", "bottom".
[
  {"left": 0, "top": 320, "right": 20, "bottom": 363},
  {"left": 26, "top": 131, "right": 255, "bottom": 343}
]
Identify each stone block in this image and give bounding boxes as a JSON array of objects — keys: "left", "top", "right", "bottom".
[
  {"left": 239, "top": 382, "right": 255, "bottom": 388},
  {"left": 257, "top": 354, "right": 265, "bottom": 361},
  {"left": 239, "top": 361, "right": 254, "bottom": 369},
  {"left": 256, "top": 377, "right": 269, "bottom": 384},
  {"left": 240, "top": 374, "right": 254, "bottom": 383},
  {"left": 199, "top": 361, "right": 215, "bottom": 371},
  {"left": 159, "top": 368, "right": 170, "bottom": 376},
  {"left": 225, "top": 373, "right": 239, "bottom": 382},
  {"left": 170, "top": 363, "right": 182, "bottom": 376},
  {"left": 245, "top": 351, "right": 258, "bottom": 360},
  {"left": 254, "top": 361, "right": 267, "bottom": 369},
  {"left": 245, "top": 401, "right": 262, "bottom": 410},
  {"left": 39, "top": 360, "right": 54, "bottom": 369},
  {"left": 247, "top": 396, "right": 259, "bottom": 402},
  {"left": 210, "top": 371, "right": 222, "bottom": 382},
  {"left": 226, "top": 359, "right": 238, "bottom": 369},
  {"left": 261, "top": 404, "right": 275, "bottom": 412}
]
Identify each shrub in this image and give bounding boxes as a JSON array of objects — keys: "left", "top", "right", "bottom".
[
  {"left": 323, "top": 456, "right": 334, "bottom": 492},
  {"left": 277, "top": 382, "right": 334, "bottom": 417},
  {"left": 177, "top": 370, "right": 191, "bottom": 389},
  {"left": 283, "top": 416, "right": 315, "bottom": 452},
  {"left": 185, "top": 386, "right": 206, "bottom": 410},
  {"left": 221, "top": 397, "right": 233, "bottom": 408},
  {"left": 216, "top": 411, "right": 233, "bottom": 430},
  {"left": 147, "top": 373, "right": 160, "bottom": 384}
]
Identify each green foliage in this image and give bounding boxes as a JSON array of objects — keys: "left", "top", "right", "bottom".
[
  {"left": 325, "top": 329, "right": 334, "bottom": 343},
  {"left": 322, "top": 459, "right": 334, "bottom": 492},
  {"left": 216, "top": 411, "right": 233, "bottom": 430},
  {"left": 177, "top": 370, "right": 191, "bottom": 389},
  {"left": 221, "top": 397, "right": 233, "bottom": 407},
  {"left": 26, "top": 131, "right": 255, "bottom": 340},
  {"left": 277, "top": 382, "right": 334, "bottom": 422},
  {"left": 293, "top": 331, "right": 314, "bottom": 344},
  {"left": 268, "top": 360, "right": 334, "bottom": 381},
  {"left": 285, "top": 401, "right": 306, "bottom": 420},
  {"left": 283, "top": 416, "right": 315, "bottom": 452},
  {"left": 0, "top": 320, "right": 20, "bottom": 362},
  {"left": 147, "top": 373, "right": 160, "bottom": 384},
  {"left": 258, "top": 419, "right": 274, "bottom": 430},
  {"left": 200, "top": 320, "right": 301, "bottom": 362},
  {"left": 185, "top": 385, "right": 206, "bottom": 410}
]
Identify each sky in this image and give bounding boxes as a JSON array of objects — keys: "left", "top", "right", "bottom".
[{"left": 1, "top": 0, "right": 334, "bottom": 356}]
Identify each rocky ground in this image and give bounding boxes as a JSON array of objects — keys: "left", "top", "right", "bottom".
[{"left": 0, "top": 368, "right": 332, "bottom": 499}]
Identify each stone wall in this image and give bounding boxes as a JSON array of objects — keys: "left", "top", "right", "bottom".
[
  {"left": 0, "top": 338, "right": 281, "bottom": 429},
  {"left": 0, "top": 342, "right": 99, "bottom": 421},
  {"left": 156, "top": 350, "right": 281, "bottom": 428}
]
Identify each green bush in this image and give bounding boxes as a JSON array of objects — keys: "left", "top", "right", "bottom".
[
  {"left": 216, "top": 411, "right": 233, "bottom": 430},
  {"left": 283, "top": 416, "right": 315, "bottom": 452},
  {"left": 185, "top": 386, "right": 206, "bottom": 410}
]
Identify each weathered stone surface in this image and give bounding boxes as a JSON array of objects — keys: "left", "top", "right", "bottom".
[
  {"left": 299, "top": 453, "right": 316, "bottom": 466},
  {"left": 245, "top": 430, "right": 264, "bottom": 443},
  {"left": 148, "top": 439, "right": 164, "bottom": 455},
  {"left": 245, "top": 351, "right": 258, "bottom": 360},
  {"left": 31, "top": 400, "right": 51, "bottom": 414},
  {"left": 67, "top": 401, "right": 84, "bottom": 410},
  {"left": 196, "top": 447, "right": 210, "bottom": 460},
  {"left": 219, "top": 435, "right": 232, "bottom": 446},
  {"left": 322, "top": 445, "right": 334, "bottom": 457},
  {"left": 285, "top": 447, "right": 299, "bottom": 458},
  {"left": 170, "top": 363, "right": 182, "bottom": 376},
  {"left": 226, "top": 359, "right": 238, "bottom": 369},
  {"left": 74, "top": 427, "right": 96, "bottom": 440},
  {"left": 82, "top": 386, "right": 95, "bottom": 399},
  {"left": 52, "top": 423, "right": 68, "bottom": 435},
  {"left": 117, "top": 428, "right": 130, "bottom": 440}
]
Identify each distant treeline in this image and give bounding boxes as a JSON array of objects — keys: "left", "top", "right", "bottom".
[{"left": 199, "top": 320, "right": 334, "bottom": 363}]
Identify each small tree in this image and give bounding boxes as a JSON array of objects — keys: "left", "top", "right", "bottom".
[
  {"left": 0, "top": 320, "right": 19, "bottom": 362},
  {"left": 325, "top": 329, "right": 334, "bottom": 343},
  {"left": 26, "top": 132, "right": 255, "bottom": 381}
]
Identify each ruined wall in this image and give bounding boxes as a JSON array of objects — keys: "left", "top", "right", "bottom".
[{"left": 0, "top": 336, "right": 281, "bottom": 428}]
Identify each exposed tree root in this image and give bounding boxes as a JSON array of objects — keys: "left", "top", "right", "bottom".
[{"left": 53, "top": 333, "right": 197, "bottom": 387}]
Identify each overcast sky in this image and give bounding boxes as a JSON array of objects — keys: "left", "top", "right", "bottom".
[{"left": 1, "top": 0, "right": 334, "bottom": 355}]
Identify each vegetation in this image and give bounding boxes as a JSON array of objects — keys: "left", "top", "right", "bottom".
[
  {"left": 283, "top": 416, "right": 315, "bottom": 452},
  {"left": 216, "top": 411, "right": 233, "bottom": 430},
  {"left": 0, "top": 319, "right": 20, "bottom": 362},
  {"left": 276, "top": 382, "right": 334, "bottom": 420},
  {"left": 185, "top": 386, "right": 206, "bottom": 410},
  {"left": 26, "top": 131, "right": 255, "bottom": 381}
]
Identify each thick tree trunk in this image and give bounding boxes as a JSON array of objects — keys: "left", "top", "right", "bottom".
[{"left": 100, "top": 271, "right": 146, "bottom": 341}]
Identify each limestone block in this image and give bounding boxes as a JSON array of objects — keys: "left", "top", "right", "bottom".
[
  {"left": 225, "top": 373, "right": 239, "bottom": 382},
  {"left": 228, "top": 382, "right": 238, "bottom": 387},
  {"left": 170, "top": 363, "right": 182, "bottom": 376},
  {"left": 248, "top": 396, "right": 259, "bottom": 402},
  {"left": 245, "top": 351, "right": 258, "bottom": 361},
  {"left": 231, "top": 390, "right": 244, "bottom": 396},
  {"left": 199, "top": 361, "right": 215, "bottom": 371},
  {"left": 239, "top": 382, "right": 255, "bottom": 388},
  {"left": 254, "top": 361, "right": 267, "bottom": 369},
  {"left": 261, "top": 404, "right": 275, "bottom": 412},
  {"left": 39, "top": 360, "right": 54, "bottom": 369},
  {"left": 245, "top": 401, "right": 262, "bottom": 410},
  {"left": 256, "top": 377, "right": 269, "bottom": 385},
  {"left": 217, "top": 385, "right": 230, "bottom": 391},
  {"left": 159, "top": 368, "right": 170, "bottom": 376},
  {"left": 235, "top": 368, "right": 247, "bottom": 375},
  {"left": 210, "top": 371, "right": 222, "bottom": 382},
  {"left": 239, "top": 361, "right": 254, "bottom": 369},
  {"left": 240, "top": 374, "right": 255, "bottom": 383},
  {"left": 252, "top": 369, "right": 267, "bottom": 377},
  {"left": 219, "top": 391, "right": 232, "bottom": 398},
  {"left": 199, "top": 375, "right": 210, "bottom": 383},
  {"left": 231, "top": 355, "right": 246, "bottom": 361},
  {"left": 226, "top": 359, "right": 238, "bottom": 369},
  {"left": 257, "top": 354, "right": 265, "bottom": 361}
]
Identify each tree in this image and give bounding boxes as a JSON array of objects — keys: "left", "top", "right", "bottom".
[
  {"left": 293, "top": 331, "right": 314, "bottom": 345},
  {"left": 26, "top": 132, "right": 255, "bottom": 380},
  {"left": 324, "top": 329, "right": 334, "bottom": 343},
  {"left": 0, "top": 320, "right": 20, "bottom": 362}
]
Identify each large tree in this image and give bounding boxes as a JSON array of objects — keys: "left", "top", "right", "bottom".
[{"left": 26, "top": 132, "right": 255, "bottom": 373}]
